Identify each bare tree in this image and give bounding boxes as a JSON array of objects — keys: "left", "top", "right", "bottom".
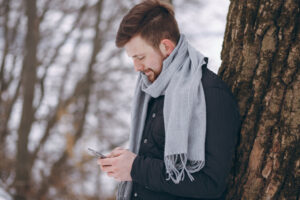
[
  {"left": 0, "top": 0, "right": 133, "bottom": 199},
  {"left": 219, "top": 0, "right": 299, "bottom": 199},
  {"left": 14, "top": 0, "right": 39, "bottom": 198}
]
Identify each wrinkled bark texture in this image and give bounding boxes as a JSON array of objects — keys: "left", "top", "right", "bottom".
[{"left": 219, "top": 0, "right": 300, "bottom": 199}]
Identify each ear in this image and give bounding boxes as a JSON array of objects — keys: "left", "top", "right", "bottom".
[{"left": 159, "top": 39, "right": 176, "bottom": 57}]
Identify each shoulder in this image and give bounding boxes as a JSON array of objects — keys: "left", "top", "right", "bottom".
[
  {"left": 201, "top": 66, "right": 239, "bottom": 112},
  {"left": 201, "top": 66, "right": 229, "bottom": 91},
  {"left": 201, "top": 66, "right": 241, "bottom": 132},
  {"left": 202, "top": 66, "right": 235, "bottom": 98}
]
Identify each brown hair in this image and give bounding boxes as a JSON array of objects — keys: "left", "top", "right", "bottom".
[{"left": 116, "top": 0, "right": 180, "bottom": 49}]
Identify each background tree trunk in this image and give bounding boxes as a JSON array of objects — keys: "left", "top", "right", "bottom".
[
  {"left": 219, "top": 0, "right": 299, "bottom": 199},
  {"left": 0, "top": 0, "right": 132, "bottom": 199},
  {"left": 15, "top": 0, "right": 38, "bottom": 199}
]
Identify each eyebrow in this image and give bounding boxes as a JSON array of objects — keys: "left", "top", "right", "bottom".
[{"left": 132, "top": 54, "right": 144, "bottom": 58}]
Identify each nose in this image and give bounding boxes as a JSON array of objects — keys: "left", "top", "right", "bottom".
[{"left": 134, "top": 60, "right": 144, "bottom": 72}]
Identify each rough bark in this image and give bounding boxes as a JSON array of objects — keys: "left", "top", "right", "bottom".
[{"left": 219, "top": 0, "right": 300, "bottom": 199}]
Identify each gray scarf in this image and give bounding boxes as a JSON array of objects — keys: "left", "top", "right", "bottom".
[{"left": 117, "top": 35, "right": 207, "bottom": 200}]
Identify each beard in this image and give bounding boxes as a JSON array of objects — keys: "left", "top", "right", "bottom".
[{"left": 144, "top": 69, "right": 155, "bottom": 82}]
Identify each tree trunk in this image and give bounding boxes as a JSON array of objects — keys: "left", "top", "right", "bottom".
[
  {"left": 14, "top": 0, "right": 39, "bottom": 199},
  {"left": 219, "top": 0, "right": 300, "bottom": 199}
]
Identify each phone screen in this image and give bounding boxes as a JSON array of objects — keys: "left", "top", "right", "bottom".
[{"left": 88, "top": 148, "right": 106, "bottom": 159}]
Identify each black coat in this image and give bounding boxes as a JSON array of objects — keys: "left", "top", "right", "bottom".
[{"left": 130, "top": 65, "right": 241, "bottom": 200}]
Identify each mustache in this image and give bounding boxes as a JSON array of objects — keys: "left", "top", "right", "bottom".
[{"left": 142, "top": 69, "right": 153, "bottom": 75}]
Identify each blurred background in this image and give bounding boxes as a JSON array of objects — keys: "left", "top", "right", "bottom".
[{"left": 0, "top": 0, "right": 229, "bottom": 199}]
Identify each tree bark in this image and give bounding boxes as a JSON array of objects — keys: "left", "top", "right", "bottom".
[
  {"left": 14, "top": 0, "right": 39, "bottom": 199},
  {"left": 219, "top": 0, "right": 300, "bottom": 199}
]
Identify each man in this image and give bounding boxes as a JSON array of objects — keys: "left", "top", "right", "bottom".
[{"left": 98, "top": 0, "right": 241, "bottom": 199}]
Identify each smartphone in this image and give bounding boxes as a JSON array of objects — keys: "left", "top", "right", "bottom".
[{"left": 88, "top": 148, "right": 106, "bottom": 159}]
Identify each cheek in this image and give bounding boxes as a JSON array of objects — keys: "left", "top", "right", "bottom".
[
  {"left": 153, "top": 59, "right": 163, "bottom": 73},
  {"left": 148, "top": 56, "right": 163, "bottom": 72}
]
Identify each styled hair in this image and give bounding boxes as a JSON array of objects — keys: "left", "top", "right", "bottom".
[{"left": 116, "top": 0, "right": 180, "bottom": 49}]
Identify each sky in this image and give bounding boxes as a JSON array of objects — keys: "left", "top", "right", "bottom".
[{"left": 175, "top": 0, "right": 230, "bottom": 73}]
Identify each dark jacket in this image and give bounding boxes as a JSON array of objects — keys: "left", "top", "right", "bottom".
[{"left": 130, "top": 65, "right": 241, "bottom": 200}]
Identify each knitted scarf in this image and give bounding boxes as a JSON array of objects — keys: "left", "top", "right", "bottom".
[{"left": 117, "top": 35, "right": 207, "bottom": 200}]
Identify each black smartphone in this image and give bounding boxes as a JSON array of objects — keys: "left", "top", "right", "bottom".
[{"left": 88, "top": 148, "right": 106, "bottom": 159}]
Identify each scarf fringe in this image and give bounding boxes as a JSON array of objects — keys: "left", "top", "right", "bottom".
[{"left": 165, "top": 154, "right": 205, "bottom": 184}]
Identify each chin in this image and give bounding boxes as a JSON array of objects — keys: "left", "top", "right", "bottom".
[{"left": 149, "top": 76, "right": 155, "bottom": 83}]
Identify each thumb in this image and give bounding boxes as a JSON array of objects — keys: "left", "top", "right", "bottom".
[{"left": 107, "top": 147, "right": 124, "bottom": 158}]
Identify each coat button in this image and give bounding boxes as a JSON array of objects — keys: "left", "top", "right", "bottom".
[
  {"left": 144, "top": 139, "right": 148, "bottom": 144},
  {"left": 152, "top": 113, "right": 156, "bottom": 118},
  {"left": 134, "top": 192, "right": 138, "bottom": 197}
]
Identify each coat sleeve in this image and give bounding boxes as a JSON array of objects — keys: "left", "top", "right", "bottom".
[{"left": 130, "top": 87, "right": 241, "bottom": 199}]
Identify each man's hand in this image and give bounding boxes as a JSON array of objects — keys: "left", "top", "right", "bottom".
[{"left": 98, "top": 147, "right": 136, "bottom": 181}]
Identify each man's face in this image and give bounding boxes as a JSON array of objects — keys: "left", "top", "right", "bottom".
[{"left": 125, "top": 35, "right": 166, "bottom": 83}]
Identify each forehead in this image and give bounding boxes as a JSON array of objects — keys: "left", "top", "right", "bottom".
[{"left": 124, "top": 35, "right": 154, "bottom": 57}]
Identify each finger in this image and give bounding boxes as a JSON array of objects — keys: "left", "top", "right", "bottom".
[
  {"left": 107, "top": 148, "right": 125, "bottom": 158},
  {"left": 98, "top": 158, "right": 112, "bottom": 166},
  {"left": 109, "top": 147, "right": 123, "bottom": 154},
  {"left": 111, "top": 149, "right": 124, "bottom": 157},
  {"left": 98, "top": 162, "right": 111, "bottom": 170},
  {"left": 97, "top": 157, "right": 108, "bottom": 164},
  {"left": 108, "top": 172, "right": 121, "bottom": 181},
  {"left": 98, "top": 157, "right": 118, "bottom": 166},
  {"left": 102, "top": 165, "right": 114, "bottom": 173}
]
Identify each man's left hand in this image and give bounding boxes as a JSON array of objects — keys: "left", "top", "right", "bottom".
[{"left": 98, "top": 147, "right": 137, "bottom": 181}]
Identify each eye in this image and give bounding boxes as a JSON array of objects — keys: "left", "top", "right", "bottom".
[{"left": 137, "top": 56, "right": 145, "bottom": 60}]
